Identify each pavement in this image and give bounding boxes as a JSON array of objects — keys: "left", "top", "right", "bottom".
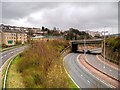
[{"left": 64, "top": 53, "right": 112, "bottom": 88}]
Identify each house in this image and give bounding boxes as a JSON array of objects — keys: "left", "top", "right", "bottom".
[{"left": 1, "top": 30, "right": 27, "bottom": 46}]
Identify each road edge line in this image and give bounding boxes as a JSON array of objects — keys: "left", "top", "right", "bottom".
[
  {"left": 2, "top": 51, "right": 22, "bottom": 89},
  {"left": 77, "top": 54, "right": 115, "bottom": 88},
  {"left": 96, "top": 55, "right": 118, "bottom": 71},
  {"left": 85, "top": 54, "right": 119, "bottom": 81},
  {"left": 0, "top": 46, "right": 25, "bottom": 71},
  {"left": 63, "top": 54, "right": 80, "bottom": 89}
]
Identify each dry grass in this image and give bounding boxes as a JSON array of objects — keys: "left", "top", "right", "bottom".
[
  {"left": 5, "top": 40, "right": 78, "bottom": 88},
  {"left": 0, "top": 57, "right": 13, "bottom": 89},
  {"left": 6, "top": 56, "right": 25, "bottom": 88},
  {"left": 16, "top": 40, "right": 70, "bottom": 88}
]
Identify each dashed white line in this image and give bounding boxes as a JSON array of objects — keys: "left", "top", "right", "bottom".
[
  {"left": 77, "top": 54, "right": 115, "bottom": 88},
  {"left": 87, "top": 80, "right": 90, "bottom": 83},
  {"left": 103, "top": 66, "right": 106, "bottom": 68}
]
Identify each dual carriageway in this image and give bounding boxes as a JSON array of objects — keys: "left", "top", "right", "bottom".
[{"left": 0, "top": 39, "right": 119, "bottom": 89}]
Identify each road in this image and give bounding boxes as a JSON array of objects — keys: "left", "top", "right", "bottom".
[
  {"left": 0, "top": 46, "right": 26, "bottom": 68},
  {"left": 85, "top": 54, "right": 119, "bottom": 81},
  {"left": 64, "top": 53, "right": 112, "bottom": 88}
]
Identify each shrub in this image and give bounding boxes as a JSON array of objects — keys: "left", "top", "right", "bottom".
[{"left": 17, "top": 40, "right": 70, "bottom": 88}]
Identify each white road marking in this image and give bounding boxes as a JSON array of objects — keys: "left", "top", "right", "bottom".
[
  {"left": 81, "top": 74, "right": 83, "bottom": 77},
  {"left": 96, "top": 55, "right": 118, "bottom": 71},
  {"left": 77, "top": 54, "right": 115, "bottom": 88},
  {"left": 109, "top": 69, "right": 112, "bottom": 72},
  {"left": 87, "top": 80, "right": 90, "bottom": 83},
  {"left": 63, "top": 55, "right": 80, "bottom": 88},
  {"left": 103, "top": 66, "right": 106, "bottom": 68}
]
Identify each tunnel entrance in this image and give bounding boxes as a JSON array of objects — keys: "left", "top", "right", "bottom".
[
  {"left": 71, "top": 39, "right": 103, "bottom": 53},
  {"left": 71, "top": 42, "right": 78, "bottom": 52}
]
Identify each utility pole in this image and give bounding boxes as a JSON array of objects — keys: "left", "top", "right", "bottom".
[
  {"left": 103, "top": 26, "right": 106, "bottom": 69},
  {"left": 84, "top": 36, "right": 86, "bottom": 56},
  {"left": 69, "top": 29, "right": 70, "bottom": 40}
]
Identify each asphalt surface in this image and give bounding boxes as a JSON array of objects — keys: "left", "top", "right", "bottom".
[
  {"left": 85, "top": 54, "right": 119, "bottom": 81},
  {"left": 0, "top": 46, "right": 26, "bottom": 68},
  {"left": 64, "top": 53, "right": 112, "bottom": 88}
]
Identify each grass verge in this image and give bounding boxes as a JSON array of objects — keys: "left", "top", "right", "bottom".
[
  {"left": 69, "top": 79, "right": 79, "bottom": 89},
  {"left": 6, "top": 55, "right": 25, "bottom": 88},
  {"left": 0, "top": 57, "right": 12, "bottom": 89},
  {"left": 6, "top": 55, "right": 78, "bottom": 89},
  {"left": 6, "top": 41, "right": 79, "bottom": 89}
]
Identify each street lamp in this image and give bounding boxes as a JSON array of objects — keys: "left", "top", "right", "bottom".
[
  {"left": 84, "top": 36, "right": 86, "bottom": 56},
  {"left": 103, "top": 27, "right": 106, "bottom": 69},
  {"left": 102, "top": 26, "right": 108, "bottom": 69}
]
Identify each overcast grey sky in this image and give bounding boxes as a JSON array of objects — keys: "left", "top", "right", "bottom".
[{"left": 1, "top": 1, "right": 119, "bottom": 34}]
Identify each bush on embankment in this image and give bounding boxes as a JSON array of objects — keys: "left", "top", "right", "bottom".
[
  {"left": 102, "top": 37, "right": 120, "bottom": 65},
  {"left": 16, "top": 40, "right": 71, "bottom": 88}
]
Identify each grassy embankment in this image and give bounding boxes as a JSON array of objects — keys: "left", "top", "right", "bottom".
[
  {"left": 6, "top": 40, "right": 78, "bottom": 88},
  {"left": 1, "top": 56, "right": 15, "bottom": 89},
  {"left": 103, "top": 37, "right": 120, "bottom": 65}
]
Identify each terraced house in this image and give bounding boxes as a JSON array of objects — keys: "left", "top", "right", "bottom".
[{"left": 0, "top": 30, "right": 27, "bottom": 46}]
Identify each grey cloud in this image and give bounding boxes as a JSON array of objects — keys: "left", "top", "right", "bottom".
[
  {"left": 1, "top": 2, "right": 118, "bottom": 33},
  {"left": 0, "top": 3, "right": 2, "bottom": 23},
  {"left": 28, "top": 2, "right": 118, "bottom": 29},
  {"left": 2, "top": 2, "right": 60, "bottom": 19}
]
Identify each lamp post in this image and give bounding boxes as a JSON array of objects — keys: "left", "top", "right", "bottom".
[
  {"left": 102, "top": 26, "right": 108, "bottom": 69},
  {"left": 69, "top": 29, "right": 71, "bottom": 40},
  {"left": 103, "top": 27, "right": 106, "bottom": 69},
  {"left": 84, "top": 36, "right": 86, "bottom": 56}
]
